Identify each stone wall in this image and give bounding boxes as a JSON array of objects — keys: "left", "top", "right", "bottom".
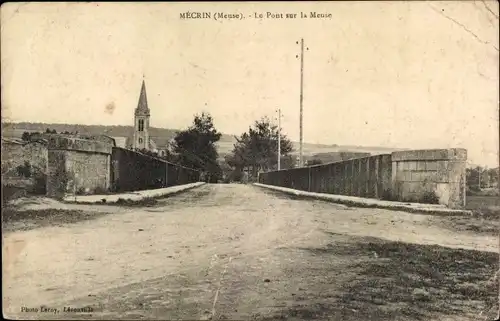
[
  {"left": 258, "top": 148, "right": 467, "bottom": 208},
  {"left": 5, "top": 135, "right": 202, "bottom": 199},
  {"left": 391, "top": 149, "right": 467, "bottom": 208},
  {"left": 259, "top": 154, "right": 392, "bottom": 199},
  {"left": 304, "top": 151, "right": 371, "bottom": 164},
  {"left": 111, "top": 147, "right": 200, "bottom": 193},
  {"left": 46, "top": 150, "right": 66, "bottom": 197},
  {"left": 46, "top": 137, "right": 112, "bottom": 198},
  {"left": 66, "top": 151, "right": 111, "bottom": 194},
  {"left": 2, "top": 139, "right": 48, "bottom": 194},
  {"left": 1, "top": 139, "right": 48, "bottom": 177},
  {"left": 111, "top": 147, "right": 166, "bottom": 192},
  {"left": 166, "top": 163, "right": 200, "bottom": 186}
]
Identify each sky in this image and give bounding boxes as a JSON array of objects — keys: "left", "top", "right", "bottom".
[{"left": 1, "top": 1, "right": 499, "bottom": 166}]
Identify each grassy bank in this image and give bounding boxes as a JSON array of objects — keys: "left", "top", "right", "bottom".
[
  {"left": 263, "top": 234, "right": 499, "bottom": 321},
  {"left": 466, "top": 195, "right": 500, "bottom": 217}
]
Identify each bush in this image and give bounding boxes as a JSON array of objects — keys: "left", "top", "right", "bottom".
[
  {"left": 116, "top": 198, "right": 127, "bottom": 205},
  {"left": 421, "top": 190, "right": 440, "bottom": 204},
  {"left": 76, "top": 187, "right": 87, "bottom": 195},
  {"left": 467, "top": 187, "right": 499, "bottom": 197},
  {"left": 16, "top": 161, "right": 32, "bottom": 178},
  {"left": 21, "top": 131, "right": 31, "bottom": 141},
  {"left": 468, "top": 185, "right": 481, "bottom": 193},
  {"left": 380, "top": 188, "right": 440, "bottom": 205}
]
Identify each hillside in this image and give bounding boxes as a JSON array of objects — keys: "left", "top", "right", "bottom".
[
  {"left": 1, "top": 122, "right": 236, "bottom": 143},
  {"left": 2, "top": 122, "right": 407, "bottom": 160},
  {"left": 302, "top": 152, "right": 371, "bottom": 164}
]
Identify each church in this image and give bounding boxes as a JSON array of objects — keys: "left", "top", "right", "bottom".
[{"left": 112, "top": 78, "right": 170, "bottom": 157}]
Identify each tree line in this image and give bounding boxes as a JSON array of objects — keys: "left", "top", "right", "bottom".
[
  {"left": 466, "top": 166, "right": 499, "bottom": 192},
  {"left": 224, "top": 116, "right": 294, "bottom": 181},
  {"left": 151, "top": 112, "right": 296, "bottom": 183},
  {"left": 21, "top": 128, "right": 77, "bottom": 141}
]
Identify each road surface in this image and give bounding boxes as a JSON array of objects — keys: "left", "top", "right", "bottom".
[{"left": 3, "top": 184, "right": 498, "bottom": 320}]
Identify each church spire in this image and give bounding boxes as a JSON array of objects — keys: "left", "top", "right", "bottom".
[{"left": 135, "top": 77, "right": 150, "bottom": 116}]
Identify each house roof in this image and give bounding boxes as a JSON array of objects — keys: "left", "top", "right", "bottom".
[
  {"left": 150, "top": 136, "right": 170, "bottom": 149},
  {"left": 148, "top": 138, "right": 169, "bottom": 152},
  {"left": 111, "top": 136, "right": 167, "bottom": 152},
  {"left": 111, "top": 136, "right": 129, "bottom": 149}
]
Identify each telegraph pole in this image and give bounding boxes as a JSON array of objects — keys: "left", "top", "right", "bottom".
[
  {"left": 299, "top": 38, "right": 304, "bottom": 167},
  {"left": 277, "top": 108, "right": 282, "bottom": 170},
  {"left": 296, "top": 38, "right": 307, "bottom": 167},
  {"left": 478, "top": 167, "right": 482, "bottom": 190}
]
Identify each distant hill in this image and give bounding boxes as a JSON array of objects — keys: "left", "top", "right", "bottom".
[
  {"left": 2, "top": 122, "right": 407, "bottom": 159},
  {"left": 303, "top": 152, "right": 371, "bottom": 164},
  {"left": 1, "top": 122, "right": 236, "bottom": 145}
]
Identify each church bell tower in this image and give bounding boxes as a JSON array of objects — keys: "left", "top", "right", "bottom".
[{"left": 133, "top": 77, "right": 150, "bottom": 150}]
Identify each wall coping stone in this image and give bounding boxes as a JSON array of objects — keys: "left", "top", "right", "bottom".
[
  {"left": 391, "top": 148, "right": 467, "bottom": 162},
  {"left": 47, "top": 136, "right": 112, "bottom": 154},
  {"left": 263, "top": 153, "right": 392, "bottom": 174},
  {"left": 111, "top": 147, "right": 200, "bottom": 172}
]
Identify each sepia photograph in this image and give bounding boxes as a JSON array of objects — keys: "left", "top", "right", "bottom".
[{"left": 1, "top": 1, "right": 499, "bottom": 320}]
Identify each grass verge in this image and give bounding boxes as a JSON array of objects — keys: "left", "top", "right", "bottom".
[
  {"left": 256, "top": 185, "right": 471, "bottom": 216},
  {"left": 264, "top": 234, "right": 499, "bottom": 321},
  {"left": 425, "top": 195, "right": 499, "bottom": 236},
  {"left": 466, "top": 196, "right": 500, "bottom": 219},
  {"left": 2, "top": 208, "right": 108, "bottom": 232}
]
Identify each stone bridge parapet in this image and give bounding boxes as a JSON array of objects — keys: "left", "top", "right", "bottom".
[{"left": 258, "top": 148, "right": 467, "bottom": 209}]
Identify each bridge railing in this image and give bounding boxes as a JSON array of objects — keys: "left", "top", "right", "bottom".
[
  {"left": 259, "top": 154, "right": 392, "bottom": 199},
  {"left": 111, "top": 147, "right": 200, "bottom": 193},
  {"left": 258, "top": 149, "right": 467, "bottom": 209}
]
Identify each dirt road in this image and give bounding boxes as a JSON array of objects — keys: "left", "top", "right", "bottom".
[{"left": 3, "top": 184, "right": 498, "bottom": 320}]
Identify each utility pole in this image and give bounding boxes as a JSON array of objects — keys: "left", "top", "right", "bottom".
[
  {"left": 276, "top": 108, "right": 282, "bottom": 170},
  {"left": 478, "top": 167, "right": 482, "bottom": 190},
  {"left": 297, "top": 38, "right": 307, "bottom": 167},
  {"left": 299, "top": 38, "right": 304, "bottom": 167}
]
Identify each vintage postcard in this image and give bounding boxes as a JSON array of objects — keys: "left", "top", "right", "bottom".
[{"left": 1, "top": 1, "right": 499, "bottom": 320}]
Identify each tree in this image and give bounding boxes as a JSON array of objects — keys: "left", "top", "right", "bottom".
[
  {"left": 21, "top": 131, "right": 31, "bottom": 141},
  {"left": 219, "top": 157, "right": 233, "bottom": 183},
  {"left": 467, "top": 167, "right": 481, "bottom": 191},
  {"left": 466, "top": 166, "right": 499, "bottom": 191},
  {"left": 487, "top": 167, "right": 499, "bottom": 187},
  {"left": 280, "top": 155, "right": 296, "bottom": 170},
  {"left": 227, "top": 116, "right": 294, "bottom": 180},
  {"left": 170, "top": 112, "right": 222, "bottom": 182}
]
